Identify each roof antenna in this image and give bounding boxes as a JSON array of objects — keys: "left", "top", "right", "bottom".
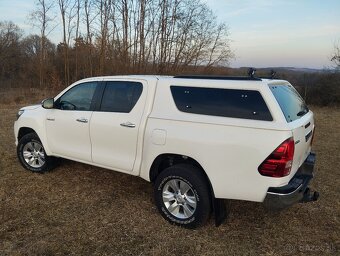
[
  {"left": 270, "top": 69, "right": 276, "bottom": 79},
  {"left": 248, "top": 68, "right": 256, "bottom": 78}
]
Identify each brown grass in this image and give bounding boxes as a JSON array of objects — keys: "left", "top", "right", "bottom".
[{"left": 0, "top": 99, "right": 339, "bottom": 255}]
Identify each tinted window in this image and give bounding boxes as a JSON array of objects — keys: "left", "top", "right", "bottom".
[
  {"left": 57, "top": 82, "right": 97, "bottom": 111},
  {"left": 171, "top": 86, "right": 272, "bottom": 121},
  {"left": 100, "top": 81, "right": 143, "bottom": 113},
  {"left": 269, "top": 84, "right": 309, "bottom": 123}
]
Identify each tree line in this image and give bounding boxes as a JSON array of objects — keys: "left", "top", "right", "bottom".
[
  {"left": 1, "top": 0, "right": 339, "bottom": 106},
  {"left": 0, "top": 0, "right": 232, "bottom": 89}
]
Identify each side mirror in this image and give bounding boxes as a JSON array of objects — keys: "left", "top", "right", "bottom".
[{"left": 42, "top": 98, "right": 54, "bottom": 109}]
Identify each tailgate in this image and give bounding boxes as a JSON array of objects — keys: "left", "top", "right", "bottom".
[
  {"left": 290, "top": 111, "right": 315, "bottom": 169},
  {"left": 268, "top": 83, "right": 315, "bottom": 173}
]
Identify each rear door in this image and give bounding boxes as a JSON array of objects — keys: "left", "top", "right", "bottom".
[
  {"left": 270, "top": 84, "right": 314, "bottom": 168},
  {"left": 90, "top": 80, "right": 147, "bottom": 172}
]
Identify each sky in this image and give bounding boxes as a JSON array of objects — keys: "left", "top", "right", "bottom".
[{"left": 1, "top": 0, "right": 340, "bottom": 69}]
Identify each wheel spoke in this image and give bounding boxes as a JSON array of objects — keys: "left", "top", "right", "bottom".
[
  {"left": 23, "top": 151, "right": 32, "bottom": 158},
  {"left": 182, "top": 204, "right": 194, "bottom": 218},
  {"left": 168, "top": 179, "right": 180, "bottom": 192},
  {"left": 37, "top": 146, "right": 43, "bottom": 152},
  {"left": 167, "top": 202, "right": 180, "bottom": 215},
  {"left": 185, "top": 195, "right": 197, "bottom": 208},
  {"left": 162, "top": 190, "right": 176, "bottom": 202},
  {"left": 37, "top": 157, "right": 45, "bottom": 166},
  {"left": 26, "top": 144, "right": 34, "bottom": 151},
  {"left": 34, "top": 143, "right": 41, "bottom": 151},
  {"left": 179, "top": 181, "right": 191, "bottom": 194},
  {"left": 28, "top": 157, "right": 35, "bottom": 165}
]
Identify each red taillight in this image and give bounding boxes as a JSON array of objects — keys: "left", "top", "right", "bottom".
[{"left": 258, "top": 138, "right": 295, "bottom": 178}]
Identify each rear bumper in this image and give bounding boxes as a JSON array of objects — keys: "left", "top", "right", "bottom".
[{"left": 263, "top": 152, "right": 319, "bottom": 210}]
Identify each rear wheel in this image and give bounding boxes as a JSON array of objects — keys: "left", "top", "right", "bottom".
[
  {"left": 154, "top": 164, "right": 211, "bottom": 228},
  {"left": 17, "top": 132, "right": 56, "bottom": 173}
]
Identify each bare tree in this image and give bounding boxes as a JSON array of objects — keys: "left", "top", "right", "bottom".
[
  {"left": 29, "top": 0, "right": 56, "bottom": 87},
  {"left": 74, "top": 0, "right": 81, "bottom": 79},
  {"left": 95, "top": 0, "right": 112, "bottom": 74},
  {"left": 23, "top": 0, "right": 233, "bottom": 82},
  {"left": 138, "top": 0, "right": 146, "bottom": 70},
  {"left": 58, "top": 0, "right": 77, "bottom": 85},
  {"left": 331, "top": 41, "right": 340, "bottom": 69},
  {"left": 84, "top": 0, "right": 95, "bottom": 76},
  {"left": 21, "top": 34, "right": 56, "bottom": 86},
  {"left": 0, "top": 21, "right": 22, "bottom": 81},
  {"left": 121, "top": 0, "right": 129, "bottom": 71}
]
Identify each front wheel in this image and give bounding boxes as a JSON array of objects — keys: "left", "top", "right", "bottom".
[
  {"left": 17, "top": 132, "right": 56, "bottom": 173},
  {"left": 154, "top": 164, "right": 211, "bottom": 228}
]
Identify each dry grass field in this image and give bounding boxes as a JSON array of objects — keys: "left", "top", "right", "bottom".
[{"left": 0, "top": 94, "right": 339, "bottom": 255}]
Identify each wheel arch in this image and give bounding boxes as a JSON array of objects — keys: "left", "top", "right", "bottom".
[
  {"left": 17, "top": 126, "right": 52, "bottom": 155},
  {"left": 18, "top": 127, "right": 37, "bottom": 141},
  {"left": 149, "top": 153, "right": 216, "bottom": 198}
]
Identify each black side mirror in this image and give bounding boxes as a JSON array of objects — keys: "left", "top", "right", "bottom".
[{"left": 42, "top": 98, "right": 54, "bottom": 109}]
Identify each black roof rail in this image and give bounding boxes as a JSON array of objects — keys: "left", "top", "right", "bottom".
[
  {"left": 259, "top": 69, "right": 278, "bottom": 79},
  {"left": 173, "top": 75, "right": 262, "bottom": 81},
  {"left": 245, "top": 68, "right": 280, "bottom": 80}
]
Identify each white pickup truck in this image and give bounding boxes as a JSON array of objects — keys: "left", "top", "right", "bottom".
[{"left": 14, "top": 75, "right": 319, "bottom": 228}]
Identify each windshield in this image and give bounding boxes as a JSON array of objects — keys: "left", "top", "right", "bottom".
[{"left": 269, "top": 84, "right": 309, "bottom": 122}]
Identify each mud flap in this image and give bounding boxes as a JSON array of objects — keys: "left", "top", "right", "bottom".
[{"left": 213, "top": 198, "right": 229, "bottom": 227}]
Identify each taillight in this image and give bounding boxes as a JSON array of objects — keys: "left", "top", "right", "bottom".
[{"left": 258, "top": 137, "right": 295, "bottom": 177}]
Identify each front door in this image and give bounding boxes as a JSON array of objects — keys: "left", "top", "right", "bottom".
[{"left": 45, "top": 82, "right": 98, "bottom": 162}]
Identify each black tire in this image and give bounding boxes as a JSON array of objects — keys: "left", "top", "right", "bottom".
[
  {"left": 17, "top": 132, "right": 56, "bottom": 173},
  {"left": 154, "top": 164, "right": 211, "bottom": 228}
]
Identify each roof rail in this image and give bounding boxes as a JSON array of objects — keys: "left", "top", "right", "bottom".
[
  {"left": 259, "top": 69, "right": 278, "bottom": 79},
  {"left": 173, "top": 75, "right": 262, "bottom": 81}
]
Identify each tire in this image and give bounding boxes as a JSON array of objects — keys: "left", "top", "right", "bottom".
[
  {"left": 17, "top": 132, "right": 56, "bottom": 173},
  {"left": 154, "top": 164, "right": 211, "bottom": 228}
]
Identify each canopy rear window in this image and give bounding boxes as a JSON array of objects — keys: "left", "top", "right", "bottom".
[{"left": 269, "top": 84, "right": 309, "bottom": 122}]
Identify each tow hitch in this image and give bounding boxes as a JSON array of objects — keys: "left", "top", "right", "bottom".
[{"left": 300, "top": 187, "right": 319, "bottom": 203}]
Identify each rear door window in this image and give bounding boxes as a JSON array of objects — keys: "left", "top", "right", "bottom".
[
  {"left": 170, "top": 86, "right": 272, "bottom": 121},
  {"left": 269, "top": 84, "right": 309, "bottom": 122},
  {"left": 100, "top": 81, "right": 143, "bottom": 113}
]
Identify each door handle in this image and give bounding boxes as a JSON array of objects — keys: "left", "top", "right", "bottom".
[
  {"left": 120, "top": 122, "right": 136, "bottom": 128},
  {"left": 46, "top": 118, "right": 55, "bottom": 121},
  {"left": 76, "top": 118, "right": 88, "bottom": 123}
]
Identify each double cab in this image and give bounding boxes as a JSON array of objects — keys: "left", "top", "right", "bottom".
[{"left": 14, "top": 75, "right": 319, "bottom": 228}]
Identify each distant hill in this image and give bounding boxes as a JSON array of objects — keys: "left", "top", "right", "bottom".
[{"left": 239, "top": 67, "right": 333, "bottom": 73}]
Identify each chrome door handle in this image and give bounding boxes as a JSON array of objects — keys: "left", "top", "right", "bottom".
[
  {"left": 76, "top": 118, "right": 88, "bottom": 123},
  {"left": 120, "top": 122, "right": 136, "bottom": 128}
]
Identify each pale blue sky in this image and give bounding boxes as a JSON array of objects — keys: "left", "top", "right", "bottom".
[{"left": 1, "top": 0, "right": 340, "bottom": 68}]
